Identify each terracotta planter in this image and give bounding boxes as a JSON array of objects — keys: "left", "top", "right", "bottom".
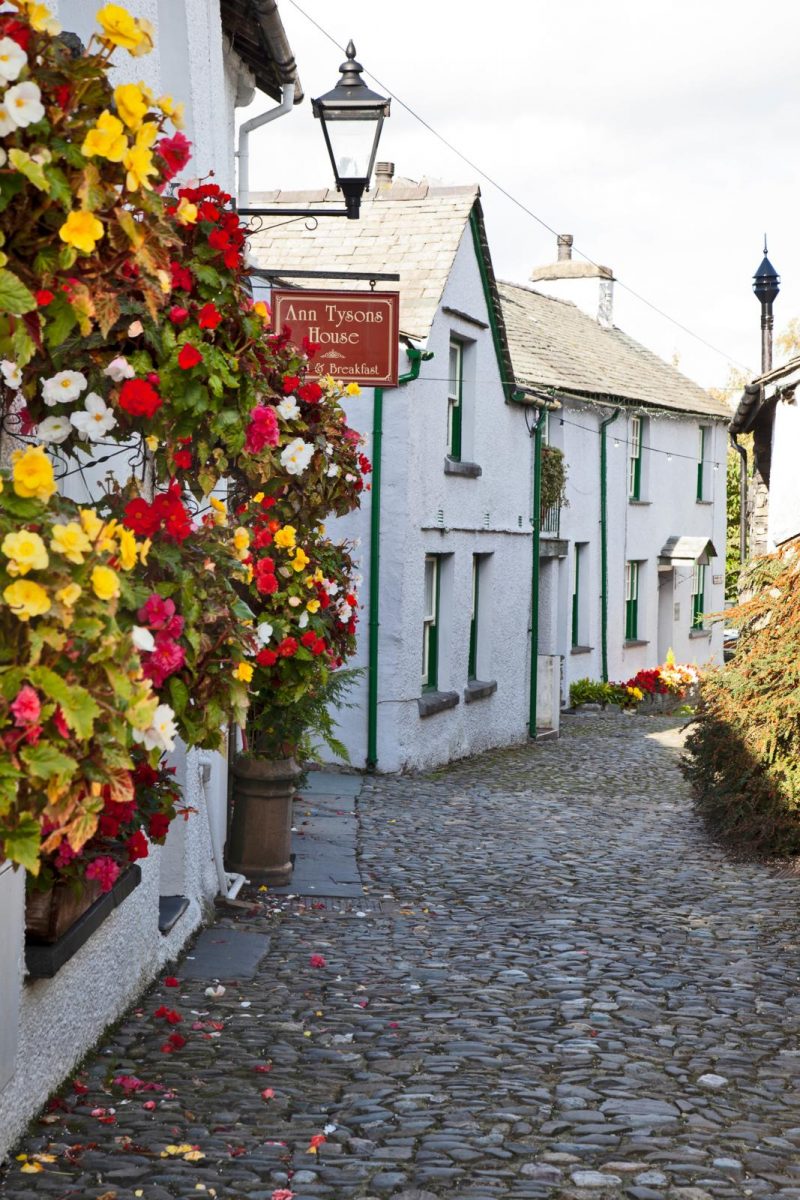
[
  {"left": 227, "top": 755, "right": 302, "bottom": 885},
  {"left": 25, "top": 878, "right": 103, "bottom": 944}
]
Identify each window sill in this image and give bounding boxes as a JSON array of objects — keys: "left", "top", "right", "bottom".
[
  {"left": 464, "top": 679, "right": 497, "bottom": 704},
  {"left": 418, "top": 689, "right": 460, "bottom": 718},
  {"left": 628, "top": 499, "right": 651, "bottom": 506},
  {"left": 570, "top": 645, "right": 593, "bottom": 655},
  {"left": 689, "top": 628, "right": 711, "bottom": 638},
  {"left": 696, "top": 499, "right": 713, "bottom": 506},
  {"left": 26, "top": 865, "right": 142, "bottom": 980},
  {"left": 444, "top": 457, "right": 482, "bottom": 478},
  {"left": 623, "top": 639, "right": 649, "bottom": 647}
]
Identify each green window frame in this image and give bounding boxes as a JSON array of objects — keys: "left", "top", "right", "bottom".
[
  {"left": 628, "top": 415, "right": 642, "bottom": 500},
  {"left": 422, "top": 555, "right": 440, "bottom": 690},
  {"left": 571, "top": 544, "right": 581, "bottom": 648},
  {"left": 625, "top": 560, "right": 639, "bottom": 640},
  {"left": 447, "top": 339, "right": 463, "bottom": 460},
  {"left": 691, "top": 564, "right": 705, "bottom": 629},
  {"left": 468, "top": 555, "right": 480, "bottom": 680},
  {"left": 696, "top": 426, "right": 708, "bottom": 500}
]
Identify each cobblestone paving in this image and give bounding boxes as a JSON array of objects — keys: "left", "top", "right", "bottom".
[{"left": 5, "top": 714, "right": 800, "bottom": 1200}]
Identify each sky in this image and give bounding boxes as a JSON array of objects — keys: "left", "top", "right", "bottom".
[{"left": 239, "top": 0, "right": 800, "bottom": 394}]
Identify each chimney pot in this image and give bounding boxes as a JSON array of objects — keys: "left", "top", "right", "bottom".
[
  {"left": 557, "top": 234, "right": 573, "bottom": 262},
  {"left": 375, "top": 161, "right": 395, "bottom": 185}
]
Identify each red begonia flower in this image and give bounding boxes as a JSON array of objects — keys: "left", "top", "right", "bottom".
[
  {"left": 119, "top": 378, "right": 162, "bottom": 419},
  {"left": 177, "top": 344, "right": 202, "bottom": 370}
]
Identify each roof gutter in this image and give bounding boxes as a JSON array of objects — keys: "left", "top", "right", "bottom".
[
  {"left": 247, "top": 0, "right": 303, "bottom": 100},
  {"left": 237, "top": 83, "right": 295, "bottom": 208}
]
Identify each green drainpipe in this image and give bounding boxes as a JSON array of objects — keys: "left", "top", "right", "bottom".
[
  {"left": 599, "top": 408, "right": 621, "bottom": 683},
  {"left": 528, "top": 408, "right": 545, "bottom": 739},
  {"left": 366, "top": 346, "right": 432, "bottom": 771}
]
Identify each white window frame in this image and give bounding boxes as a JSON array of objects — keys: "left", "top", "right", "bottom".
[
  {"left": 628, "top": 415, "right": 642, "bottom": 499},
  {"left": 422, "top": 555, "right": 439, "bottom": 688},
  {"left": 447, "top": 339, "right": 463, "bottom": 459}
]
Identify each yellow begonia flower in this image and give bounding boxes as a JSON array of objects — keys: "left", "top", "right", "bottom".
[
  {"left": 234, "top": 662, "right": 254, "bottom": 683},
  {"left": 56, "top": 583, "right": 81, "bottom": 607},
  {"left": 233, "top": 527, "right": 250, "bottom": 554},
  {"left": 4, "top": 579, "right": 50, "bottom": 621},
  {"left": 12, "top": 446, "right": 56, "bottom": 501},
  {"left": 24, "top": 3, "right": 60, "bottom": 35},
  {"left": 253, "top": 300, "right": 270, "bottom": 325},
  {"left": 129, "top": 18, "right": 154, "bottom": 57},
  {"left": 292, "top": 548, "right": 310, "bottom": 573},
  {"left": 274, "top": 525, "right": 296, "bottom": 550},
  {"left": 169, "top": 101, "right": 185, "bottom": 130},
  {"left": 50, "top": 523, "right": 92, "bottom": 565},
  {"left": 91, "top": 565, "right": 120, "bottom": 601},
  {"left": 97, "top": 5, "right": 150, "bottom": 54},
  {"left": 96, "top": 519, "right": 119, "bottom": 554},
  {"left": 114, "top": 82, "right": 148, "bottom": 131},
  {"left": 118, "top": 526, "right": 137, "bottom": 570},
  {"left": 138, "top": 537, "right": 151, "bottom": 564},
  {"left": 253, "top": 492, "right": 265, "bottom": 504},
  {"left": 59, "top": 210, "right": 104, "bottom": 254},
  {"left": 145, "top": 435, "right": 159, "bottom": 452},
  {"left": 79, "top": 508, "right": 103, "bottom": 540},
  {"left": 81, "top": 110, "right": 127, "bottom": 162},
  {"left": 344, "top": 382, "right": 361, "bottom": 396},
  {"left": 175, "top": 197, "right": 197, "bottom": 225},
  {"left": 306, "top": 598, "right": 320, "bottom": 613},
  {"left": 1, "top": 530, "right": 48, "bottom": 576},
  {"left": 123, "top": 121, "right": 158, "bottom": 191}
]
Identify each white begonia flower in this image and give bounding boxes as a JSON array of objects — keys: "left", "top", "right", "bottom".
[
  {"left": 276, "top": 396, "right": 300, "bottom": 421},
  {"left": 325, "top": 581, "right": 340, "bottom": 597},
  {"left": 338, "top": 602, "right": 353, "bottom": 623},
  {"left": 256, "top": 621, "right": 273, "bottom": 645},
  {"left": 42, "top": 370, "right": 87, "bottom": 406},
  {"left": 0, "top": 147, "right": 6, "bottom": 168},
  {"left": 345, "top": 473, "right": 357, "bottom": 483},
  {"left": 70, "top": 393, "right": 118, "bottom": 441},
  {"left": 133, "top": 704, "right": 178, "bottom": 753},
  {"left": 1, "top": 359, "right": 21, "bottom": 389},
  {"left": 4, "top": 81, "right": 45, "bottom": 128},
  {"left": 35, "top": 415, "right": 71, "bottom": 444},
  {"left": 0, "top": 100, "right": 15, "bottom": 137},
  {"left": 131, "top": 626, "right": 156, "bottom": 653},
  {"left": 279, "top": 437, "right": 314, "bottom": 476},
  {"left": 298, "top": 611, "right": 309, "bottom": 630},
  {"left": 326, "top": 463, "right": 340, "bottom": 478},
  {"left": 0, "top": 37, "right": 26, "bottom": 83},
  {"left": 288, "top": 595, "right": 301, "bottom": 607},
  {"left": 104, "top": 356, "right": 135, "bottom": 382}
]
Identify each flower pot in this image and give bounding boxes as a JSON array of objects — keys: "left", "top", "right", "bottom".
[
  {"left": 227, "top": 755, "right": 303, "bottom": 885},
  {"left": 25, "top": 878, "right": 103, "bottom": 944}
]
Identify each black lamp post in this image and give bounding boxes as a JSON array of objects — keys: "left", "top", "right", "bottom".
[
  {"left": 238, "top": 42, "right": 390, "bottom": 222},
  {"left": 753, "top": 238, "right": 780, "bottom": 374},
  {"left": 312, "top": 42, "right": 391, "bottom": 220}
]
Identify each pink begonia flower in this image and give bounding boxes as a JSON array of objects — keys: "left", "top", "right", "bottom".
[
  {"left": 85, "top": 857, "right": 121, "bottom": 893},
  {"left": 10, "top": 685, "right": 40, "bottom": 726},
  {"left": 245, "top": 405, "right": 279, "bottom": 454},
  {"left": 138, "top": 593, "right": 177, "bottom": 630}
]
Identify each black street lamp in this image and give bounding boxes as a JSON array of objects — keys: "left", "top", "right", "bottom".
[
  {"left": 753, "top": 238, "right": 780, "bottom": 374},
  {"left": 238, "top": 41, "right": 390, "bottom": 222},
  {"left": 312, "top": 42, "right": 391, "bottom": 219}
]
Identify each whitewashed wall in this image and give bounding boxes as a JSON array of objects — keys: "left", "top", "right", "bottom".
[
  {"left": 555, "top": 403, "right": 727, "bottom": 695},
  {"left": 0, "top": 1, "right": 273, "bottom": 1161},
  {"left": 768, "top": 400, "right": 800, "bottom": 549}
]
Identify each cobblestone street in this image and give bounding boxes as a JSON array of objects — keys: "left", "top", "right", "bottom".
[{"left": 5, "top": 713, "right": 800, "bottom": 1200}]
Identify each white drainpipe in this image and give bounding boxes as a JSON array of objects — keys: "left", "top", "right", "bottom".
[{"left": 237, "top": 83, "right": 295, "bottom": 208}]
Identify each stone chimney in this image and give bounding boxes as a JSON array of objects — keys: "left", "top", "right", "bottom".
[
  {"left": 532, "top": 234, "right": 615, "bottom": 329},
  {"left": 374, "top": 161, "right": 395, "bottom": 188}
]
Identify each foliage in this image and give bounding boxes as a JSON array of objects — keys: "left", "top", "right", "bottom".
[
  {"left": 569, "top": 678, "right": 616, "bottom": 707},
  {"left": 684, "top": 537, "right": 800, "bottom": 855},
  {"left": 0, "top": 452, "right": 162, "bottom": 875},
  {"left": 539, "top": 443, "right": 568, "bottom": 512},
  {"left": 571, "top": 655, "right": 699, "bottom": 712}
]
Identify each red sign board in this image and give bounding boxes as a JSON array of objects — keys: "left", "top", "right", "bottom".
[{"left": 272, "top": 289, "right": 400, "bottom": 387}]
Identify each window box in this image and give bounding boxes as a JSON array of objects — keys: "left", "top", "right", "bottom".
[{"left": 25, "top": 865, "right": 142, "bottom": 980}]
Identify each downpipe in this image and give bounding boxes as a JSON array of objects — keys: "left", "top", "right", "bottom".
[
  {"left": 730, "top": 433, "right": 748, "bottom": 564},
  {"left": 599, "top": 408, "right": 621, "bottom": 682},
  {"left": 237, "top": 83, "right": 295, "bottom": 208}
]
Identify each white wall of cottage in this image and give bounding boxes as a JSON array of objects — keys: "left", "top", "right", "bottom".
[
  {"left": 768, "top": 400, "right": 800, "bottom": 549},
  {"left": 0, "top": 1, "right": 271, "bottom": 1160}
]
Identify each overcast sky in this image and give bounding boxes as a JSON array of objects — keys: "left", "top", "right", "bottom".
[{"left": 239, "top": 0, "right": 800, "bottom": 393}]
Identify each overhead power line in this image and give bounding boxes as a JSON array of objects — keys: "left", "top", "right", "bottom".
[{"left": 285, "top": 0, "right": 753, "bottom": 376}]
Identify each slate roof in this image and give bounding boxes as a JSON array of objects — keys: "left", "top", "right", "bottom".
[
  {"left": 247, "top": 181, "right": 481, "bottom": 343},
  {"left": 498, "top": 280, "right": 731, "bottom": 420},
  {"left": 220, "top": 0, "right": 303, "bottom": 103}
]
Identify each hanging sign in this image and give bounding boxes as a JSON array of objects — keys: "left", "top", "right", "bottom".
[{"left": 272, "top": 289, "right": 400, "bottom": 386}]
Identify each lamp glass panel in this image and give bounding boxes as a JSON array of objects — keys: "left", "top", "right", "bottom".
[{"left": 323, "top": 116, "right": 380, "bottom": 180}]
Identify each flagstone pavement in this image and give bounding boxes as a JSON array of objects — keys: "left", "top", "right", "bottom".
[{"left": 5, "top": 713, "right": 800, "bottom": 1200}]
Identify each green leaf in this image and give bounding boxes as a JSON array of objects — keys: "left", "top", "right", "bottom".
[
  {"left": 43, "top": 164, "right": 72, "bottom": 208},
  {"left": 44, "top": 293, "right": 78, "bottom": 348},
  {"left": 20, "top": 743, "right": 78, "bottom": 780},
  {"left": 2, "top": 813, "right": 41, "bottom": 873},
  {"left": 192, "top": 263, "right": 222, "bottom": 289},
  {"left": 0, "top": 762, "right": 22, "bottom": 816},
  {"left": 0, "top": 173, "right": 24, "bottom": 213},
  {"left": 28, "top": 667, "right": 99, "bottom": 739},
  {"left": 8, "top": 149, "right": 49, "bottom": 192},
  {"left": 0, "top": 268, "right": 36, "bottom": 316},
  {"left": 168, "top": 675, "right": 189, "bottom": 717},
  {"left": 78, "top": 162, "right": 105, "bottom": 212}
]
